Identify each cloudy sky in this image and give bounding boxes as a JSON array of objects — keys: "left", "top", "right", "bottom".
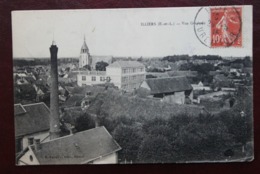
[{"left": 12, "top": 6, "right": 252, "bottom": 58}]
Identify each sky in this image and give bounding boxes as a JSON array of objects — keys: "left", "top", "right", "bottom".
[{"left": 12, "top": 6, "right": 252, "bottom": 58}]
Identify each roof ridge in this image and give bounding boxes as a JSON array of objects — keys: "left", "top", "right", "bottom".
[
  {"left": 146, "top": 76, "right": 187, "bottom": 81},
  {"left": 42, "top": 127, "right": 104, "bottom": 144},
  {"left": 23, "top": 102, "right": 47, "bottom": 107}
]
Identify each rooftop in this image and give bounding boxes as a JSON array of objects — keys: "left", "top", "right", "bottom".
[
  {"left": 143, "top": 76, "right": 192, "bottom": 94},
  {"left": 107, "top": 61, "right": 144, "bottom": 68},
  {"left": 31, "top": 126, "right": 121, "bottom": 164},
  {"left": 78, "top": 71, "right": 106, "bottom": 76},
  {"left": 14, "top": 103, "right": 50, "bottom": 137}
]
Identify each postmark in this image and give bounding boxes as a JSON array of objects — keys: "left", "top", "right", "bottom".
[{"left": 194, "top": 6, "right": 242, "bottom": 48}]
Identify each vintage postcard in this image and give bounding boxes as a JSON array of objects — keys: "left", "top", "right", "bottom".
[{"left": 12, "top": 6, "right": 253, "bottom": 165}]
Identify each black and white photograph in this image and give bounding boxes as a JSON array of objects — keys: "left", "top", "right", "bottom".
[{"left": 12, "top": 6, "right": 253, "bottom": 165}]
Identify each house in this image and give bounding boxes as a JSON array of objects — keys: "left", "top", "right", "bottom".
[
  {"left": 14, "top": 103, "right": 50, "bottom": 154},
  {"left": 106, "top": 61, "right": 146, "bottom": 91},
  {"left": 77, "top": 71, "right": 108, "bottom": 86},
  {"left": 140, "top": 76, "right": 193, "bottom": 104},
  {"left": 191, "top": 81, "right": 211, "bottom": 91},
  {"left": 213, "top": 74, "right": 233, "bottom": 88},
  {"left": 16, "top": 126, "right": 121, "bottom": 165},
  {"left": 77, "top": 61, "right": 146, "bottom": 92}
]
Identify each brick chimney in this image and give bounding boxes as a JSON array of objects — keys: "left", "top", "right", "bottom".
[{"left": 49, "top": 41, "right": 60, "bottom": 139}]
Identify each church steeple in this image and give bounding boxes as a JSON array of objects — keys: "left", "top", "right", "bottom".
[
  {"left": 79, "top": 35, "right": 92, "bottom": 68},
  {"left": 81, "top": 35, "right": 89, "bottom": 53}
]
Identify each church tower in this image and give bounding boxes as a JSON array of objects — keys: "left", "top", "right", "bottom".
[{"left": 79, "top": 36, "right": 92, "bottom": 69}]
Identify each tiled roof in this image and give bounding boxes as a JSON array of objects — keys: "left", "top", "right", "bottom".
[
  {"left": 81, "top": 40, "right": 89, "bottom": 52},
  {"left": 144, "top": 76, "right": 192, "bottom": 94},
  {"left": 14, "top": 103, "right": 50, "bottom": 137},
  {"left": 107, "top": 61, "right": 144, "bottom": 68},
  {"left": 14, "top": 104, "right": 26, "bottom": 115},
  {"left": 31, "top": 126, "right": 121, "bottom": 164}
]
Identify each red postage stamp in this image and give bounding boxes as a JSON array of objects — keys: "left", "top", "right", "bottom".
[{"left": 211, "top": 7, "right": 242, "bottom": 47}]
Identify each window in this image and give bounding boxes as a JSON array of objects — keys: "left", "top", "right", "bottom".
[
  {"left": 122, "top": 77, "right": 128, "bottom": 82},
  {"left": 100, "top": 77, "right": 106, "bottom": 81},
  {"left": 82, "top": 76, "right": 86, "bottom": 81},
  {"left": 92, "top": 76, "right": 96, "bottom": 81},
  {"left": 123, "top": 69, "right": 127, "bottom": 74},
  {"left": 29, "top": 155, "right": 33, "bottom": 162},
  {"left": 133, "top": 68, "right": 136, "bottom": 73}
]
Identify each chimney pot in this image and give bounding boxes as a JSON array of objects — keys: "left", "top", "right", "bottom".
[
  {"left": 34, "top": 138, "right": 41, "bottom": 151},
  {"left": 28, "top": 137, "right": 34, "bottom": 146}
]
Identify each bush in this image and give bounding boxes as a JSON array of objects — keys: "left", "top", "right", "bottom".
[
  {"left": 74, "top": 113, "right": 95, "bottom": 132},
  {"left": 137, "top": 135, "right": 173, "bottom": 163},
  {"left": 113, "top": 124, "right": 143, "bottom": 162}
]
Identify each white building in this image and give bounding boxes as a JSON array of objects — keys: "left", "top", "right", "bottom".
[
  {"left": 77, "top": 71, "right": 107, "bottom": 86},
  {"left": 77, "top": 61, "right": 146, "bottom": 92},
  {"left": 106, "top": 61, "right": 146, "bottom": 91},
  {"left": 191, "top": 81, "right": 211, "bottom": 91}
]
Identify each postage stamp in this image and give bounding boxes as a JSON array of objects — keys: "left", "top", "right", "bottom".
[
  {"left": 194, "top": 6, "right": 242, "bottom": 48},
  {"left": 211, "top": 7, "right": 242, "bottom": 47}
]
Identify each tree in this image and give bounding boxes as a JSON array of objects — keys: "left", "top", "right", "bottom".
[
  {"left": 83, "top": 64, "right": 91, "bottom": 71},
  {"left": 173, "top": 120, "right": 233, "bottom": 161},
  {"left": 65, "top": 67, "right": 70, "bottom": 72},
  {"left": 74, "top": 112, "right": 95, "bottom": 132},
  {"left": 137, "top": 135, "right": 173, "bottom": 163},
  {"left": 113, "top": 124, "right": 143, "bottom": 162},
  {"left": 146, "top": 74, "right": 157, "bottom": 79},
  {"left": 95, "top": 61, "right": 109, "bottom": 71}
]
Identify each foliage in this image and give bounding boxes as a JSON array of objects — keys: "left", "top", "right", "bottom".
[
  {"left": 146, "top": 74, "right": 157, "bottom": 79},
  {"left": 95, "top": 61, "right": 109, "bottom": 71},
  {"left": 146, "top": 67, "right": 165, "bottom": 72},
  {"left": 94, "top": 90, "right": 252, "bottom": 162},
  {"left": 137, "top": 135, "right": 173, "bottom": 163},
  {"left": 180, "top": 63, "right": 215, "bottom": 75},
  {"left": 83, "top": 64, "right": 91, "bottom": 71},
  {"left": 113, "top": 124, "right": 143, "bottom": 162},
  {"left": 74, "top": 112, "right": 95, "bottom": 132}
]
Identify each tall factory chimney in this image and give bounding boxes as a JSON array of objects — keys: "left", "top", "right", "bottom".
[{"left": 49, "top": 40, "right": 60, "bottom": 139}]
